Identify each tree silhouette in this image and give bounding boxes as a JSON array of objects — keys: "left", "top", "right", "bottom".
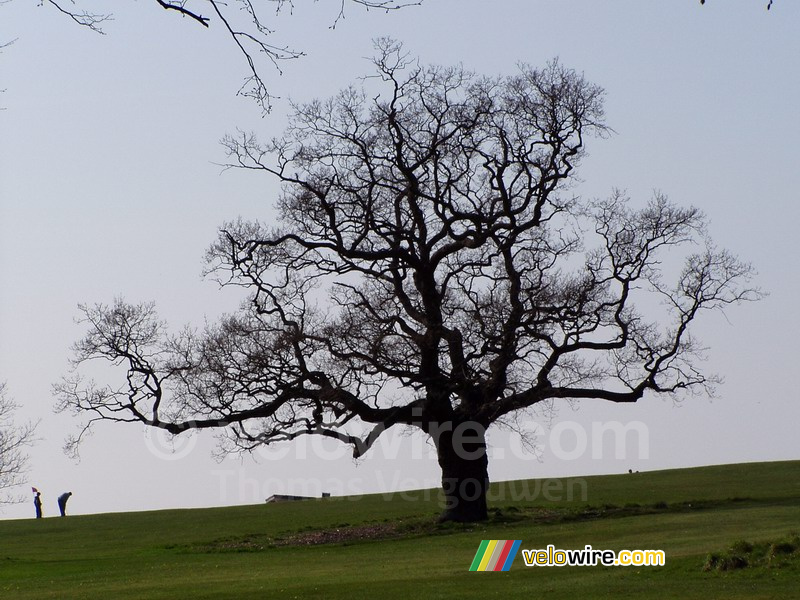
[
  {"left": 1, "top": 382, "right": 36, "bottom": 504},
  {"left": 31, "top": 0, "right": 420, "bottom": 112},
  {"left": 56, "top": 42, "right": 759, "bottom": 522}
]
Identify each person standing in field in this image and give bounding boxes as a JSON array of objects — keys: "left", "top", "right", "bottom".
[
  {"left": 33, "top": 489, "right": 42, "bottom": 518},
  {"left": 57, "top": 492, "right": 72, "bottom": 517}
]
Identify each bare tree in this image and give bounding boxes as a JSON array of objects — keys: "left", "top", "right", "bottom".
[
  {"left": 25, "top": 0, "right": 420, "bottom": 112},
  {"left": 56, "top": 42, "right": 759, "bottom": 522},
  {"left": 1, "top": 382, "right": 36, "bottom": 505}
]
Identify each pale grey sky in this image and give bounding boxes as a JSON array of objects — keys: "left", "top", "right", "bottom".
[{"left": 1, "top": 1, "right": 798, "bottom": 520}]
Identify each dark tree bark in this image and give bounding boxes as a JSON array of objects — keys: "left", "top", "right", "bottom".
[
  {"left": 433, "top": 421, "right": 489, "bottom": 522},
  {"left": 56, "top": 41, "right": 760, "bottom": 522}
]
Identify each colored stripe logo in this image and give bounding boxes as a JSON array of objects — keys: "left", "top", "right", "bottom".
[{"left": 469, "top": 540, "right": 522, "bottom": 571}]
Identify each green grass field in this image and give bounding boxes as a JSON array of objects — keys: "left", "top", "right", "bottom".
[{"left": 1, "top": 461, "right": 799, "bottom": 599}]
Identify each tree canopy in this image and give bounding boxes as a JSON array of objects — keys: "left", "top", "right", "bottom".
[
  {"left": 32, "top": 0, "right": 420, "bottom": 112},
  {"left": 0, "top": 382, "right": 36, "bottom": 505},
  {"left": 56, "top": 42, "right": 759, "bottom": 521}
]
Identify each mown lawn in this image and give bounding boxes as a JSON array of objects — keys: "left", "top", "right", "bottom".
[{"left": 1, "top": 461, "right": 798, "bottom": 599}]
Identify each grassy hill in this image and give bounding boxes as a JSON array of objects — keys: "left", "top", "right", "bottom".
[{"left": 1, "top": 461, "right": 798, "bottom": 599}]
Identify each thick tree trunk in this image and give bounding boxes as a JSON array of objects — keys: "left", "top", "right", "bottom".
[{"left": 434, "top": 421, "right": 489, "bottom": 523}]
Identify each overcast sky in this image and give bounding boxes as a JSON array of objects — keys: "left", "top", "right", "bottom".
[{"left": 1, "top": 0, "right": 798, "bottom": 520}]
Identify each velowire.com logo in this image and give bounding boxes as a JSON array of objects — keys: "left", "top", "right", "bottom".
[
  {"left": 470, "top": 540, "right": 666, "bottom": 571},
  {"left": 469, "top": 540, "right": 522, "bottom": 572}
]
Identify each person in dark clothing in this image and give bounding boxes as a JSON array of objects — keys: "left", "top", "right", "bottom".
[
  {"left": 57, "top": 492, "right": 72, "bottom": 517},
  {"left": 34, "top": 491, "right": 42, "bottom": 518}
]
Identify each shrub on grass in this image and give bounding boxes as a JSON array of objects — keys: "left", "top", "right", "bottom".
[
  {"left": 705, "top": 533, "right": 800, "bottom": 572},
  {"left": 767, "top": 539, "right": 798, "bottom": 566},
  {"left": 729, "top": 540, "right": 753, "bottom": 554},
  {"left": 703, "top": 551, "right": 749, "bottom": 572}
]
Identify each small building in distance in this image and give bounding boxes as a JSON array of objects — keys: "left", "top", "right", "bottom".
[{"left": 265, "top": 492, "right": 331, "bottom": 503}]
